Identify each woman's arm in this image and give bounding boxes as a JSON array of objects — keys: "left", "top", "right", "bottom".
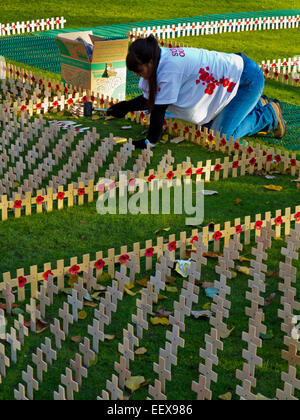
[
  {"left": 107, "top": 95, "right": 148, "bottom": 118},
  {"left": 147, "top": 104, "right": 169, "bottom": 143}
]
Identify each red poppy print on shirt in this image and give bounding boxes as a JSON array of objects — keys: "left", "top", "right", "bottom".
[{"left": 196, "top": 66, "right": 237, "bottom": 96}]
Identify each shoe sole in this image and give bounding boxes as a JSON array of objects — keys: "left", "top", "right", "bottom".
[
  {"left": 270, "top": 102, "right": 286, "bottom": 139},
  {"left": 260, "top": 95, "right": 270, "bottom": 106}
]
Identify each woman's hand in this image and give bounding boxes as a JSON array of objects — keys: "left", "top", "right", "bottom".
[{"left": 106, "top": 101, "right": 129, "bottom": 118}]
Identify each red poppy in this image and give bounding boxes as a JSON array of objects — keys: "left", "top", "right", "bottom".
[
  {"left": 52, "top": 101, "right": 58, "bottom": 107},
  {"left": 266, "top": 154, "right": 273, "bottom": 162},
  {"left": 185, "top": 168, "right": 193, "bottom": 176},
  {"left": 23, "top": 73, "right": 28, "bottom": 79},
  {"left": 255, "top": 221, "right": 263, "bottom": 230},
  {"left": 64, "top": 87, "right": 68, "bottom": 94},
  {"left": 18, "top": 276, "right": 27, "bottom": 288},
  {"left": 196, "top": 130, "right": 201, "bottom": 137},
  {"left": 284, "top": 74, "right": 289, "bottom": 81},
  {"left": 39, "top": 79, "right": 43, "bottom": 85},
  {"left": 220, "top": 139, "right": 227, "bottom": 147},
  {"left": 78, "top": 188, "right": 85, "bottom": 196},
  {"left": 247, "top": 146, "right": 254, "bottom": 154},
  {"left": 173, "top": 122, "right": 178, "bottom": 130},
  {"left": 264, "top": 68, "right": 269, "bottom": 75},
  {"left": 214, "top": 164, "right": 222, "bottom": 172},
  {"left": 72, "top": 90, "right": 77, "bottom": 96},
  {"left": 43, "top": 270, "right": 54, "bottom": 281},
  {"left": 167, "top": 171, "right": 175, "bottom": 179},
  {"left": 196, "top": 167, "right": 203, "bottom": 175},
  {"left": 82, "top": 96, "right": 88, "bottom": 103},
  {"left": 213, "top": 231, "right": 222, "bottom": 241},
  {"left": 14, "top": 200, "right": 22, "bottom": 209},
  {"left": 235, "top": 225, "right": 243, "bottom": 235},
  {"left": 168, "top": 241, "right": 177, "bottom": 252},
  {"left": 227, "top": 82, "right": 236, "bottom": 93},
  {"left": 68, "top": 98, "right": 74, "bottom": 105},
  {"left": 20, "top": 105, "right": 27, "bottom": 112},
  {"left": 69, "top": 265, "right": 80, "bottom": 274},
  {"left": 275, "top": 216, "right": 283, "bottom": 226},
  {"left": 249, "top": 157, "right": 257, "bottom": 166},
  {"left": 191, "top": 235, "right": 199, "bottom": 244},
  {"left": 205, "top": 83, "right": 216, "bottom": 95},
  {"left": 109, "top": 182, "right": 117, "bottom": 190},
  {"left": 222, "top": 78, "right": 230, "bottom": 87},
  {"left": 48, "top": 82, "right": 52, "bottom": 88},
  {"left": 184, "top": 125, "right": 190, "bottom": 134},
  {"left": 98, "top": 184, "right": 105, "bottom": 192},
  {"left": 57, "top": 192, "right": 65, "bottom": 200},
  {"left": 36, "top": 103, "right": 42, "bottom": 110},
  {"left": 145, "top": 247, "right": 154, "bottom": 258},
  {"left": 263, "top": 151, "right": 267, "bottom": 156},
  {"left": 36, "top": 196, "right": 44, "bottom": 204},
  {"left": 100, "top": 98, "right": 105, "bottom": 105},
  {"left": 120, "top": 254, "right": 130, "bottom": 264},
  {"left": 274, "top": 71, "right": 279, "bottom": 78},
  {"left": 56, "top": 84, "right": 60, "bottom": 91},
  {"left": 295, "top": 212, "right": 300, "bottom": 222},
  {"left": 274, "top": 154, "right": 281, "bottom": 163},
  {"left": 128, "top": 178, "right": 136, "bottom": 187},
  {"left": 94, "top": 259, "right": 105, "bottom": 270},
  {"left": 232, "top": 161, "right": 239, "bottom": 169},
  {"left": 290, "top": 159, "right": 297, "bottom": 167},
  {"left": 148, "top": 174, "right": 156, "bottom": 182},
  {"left": 91, "top": 95, "right": 95, "bottom": 102},
  {"left": 16, "top": 71, "right": 20, "bottom": 77},
  {"left": 208, "top": 134, "right": 214, "bottom": 142},
  {"left": 140, "top": 111, "right": 145, "bottom": 120},
  {"left": 109, "top": 101, "right": 114, "bottom": 107},
  {"left": 163, "top": 118, "right": 167, "bottom": 127},
  {"left": 234, "top": 142, "right": 240, "bottom": 150}
]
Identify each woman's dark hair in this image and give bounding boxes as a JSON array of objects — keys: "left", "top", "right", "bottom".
[{"left": 126, "top": 35, "right": 161, "bottom": 111}]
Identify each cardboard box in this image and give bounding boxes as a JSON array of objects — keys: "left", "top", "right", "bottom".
[{"left": 55, "top": 31, "right": 128, "bottom": 100}]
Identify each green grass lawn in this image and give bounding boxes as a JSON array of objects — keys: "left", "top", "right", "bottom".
[{"left": 0, "top": 1, "right": 299, "bottom": 28}]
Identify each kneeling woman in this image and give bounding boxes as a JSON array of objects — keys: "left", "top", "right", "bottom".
[{"left": 107, "top": 35, "right": 285, "bottom": 149}]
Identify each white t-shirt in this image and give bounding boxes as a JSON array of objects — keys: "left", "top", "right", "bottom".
[{"left": 138, "top": 47, "right": 244, "bottom": 125}]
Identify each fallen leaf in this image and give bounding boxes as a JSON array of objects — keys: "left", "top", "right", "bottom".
[
  {"left": 135, "top": 347, "right": 147, "bottom": 355},
  {"left": 124, "top": 286, "right": 136, "bottom": 296},
  {"left": 89, "top": 354, "right": 98, "bottom": 367},
  {"left": 71, "top": 336, "right": 82, "bottom": 343},
  {"left": 256, "top": 393, "right": 270, "bottom": 400},
  {"left": 236, "top": 266, "right": 250, "bottom": 275},
  {"left": 92, "top": 284, "right": 107, "bottom": 291},
  {"left": 156, "top": 307, "right": 173, "bottom": 318},
  {"left": 218, "top": 392, "right": 232, "bottom": 400},
  {"left": 78, "top": 311, "right": 87, "bottom": 320},
  {"left": 91, "top": 292, "right": 102, "bottom": 299},
  {"left": 136, "top": 278, "right": 149, "bottom": 287},
  {"left": 191, "top": 310, "right": 212, "bottom": 319},
  {"left": 202, "top": 302, "right": 211, "bottom": 310},
  {"left": 155, "top": 227, "right": 170, "bottom": 235},
  {"left": 219, "top": 326, "right": 235, "bottom": 339},
  {"left": 104, "top": 334, "right": 115, "bottom": 341},
  {"left": 150, "top": 317, "right": 170, "bottom": 326},
  {"left": 92, "top": 115, "right": 100, "bottom": 120},
  {"left": 201, "top": 282, "right": 215, "bottom": 289},
  {"left": 157, "top": 293, "right": 167, "bottom": 300},
  {"left": 61, "top": 288, "right": 73, "bottom": 295},
  {"left": 264, "top": 293, "right": 276, "bottom": 307},
  {"left": 240, "top": 256, "right": 251, "bottom": 263},
  {"left": 84, "top": 301, "right": 97, "bottom": 308},
  {"left": 121, "top": 125, "right": 132, "bottom": 130},
  {"left": 202, "top": 190, "right": 218, "bottom": 196},
  {"left": 68, "top": 274, "right": 79, "bottom": 288},
  {"left": 98, "top": 273, "right": 112, "bottom": 283},
  {"left": 12, "top": 307, "right": 24, "bottom": 316},
  {"left": 264, "top": 185, "right": 283, "bottom": 192},
  {"left": 126, "top": 281, "right": 135, "bottom": 290},
  {"left": 24, "top": 319, "right": 50, "bottom": 334},
  {"left": 125, "top": 376, "right": 145, "bottom": 393},
  {"left": 165, "top": 275, "right": 176, "bottom": 284},
  {"left": 265, "top": 271, "right": 277, "bottom": 278},
  {"left": 0, "top": 303, "right": 19, "bottom": 312},
  {"left": 205, "top": 287, "right": 219, "bottom": 298},
  {"left": 166, "top": 286, "right": 178, "bottom": 293},
  {"left": 260, "top": 330, "right": 274, "bottom": 340},
  {"left": 234, "top": 198, "right": 242, "bottom": 205},
  {"left": 203, "top": 251, "right": 220, "bottom": 259}
]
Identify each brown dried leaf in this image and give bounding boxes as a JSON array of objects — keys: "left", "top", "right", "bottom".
[
  {"left": 264, "top": 293, "right": 276, "bottom": 307},
  {"left": 135, "top": 347, "right": 147, "bottom": 355},
  {"left": 156, "top": 307, "right": 173, "bottom": 318},
  {"left": 165, "top": 275, "right": 176, "bottom": 284},
  {"left": 203, "top": 251, "right": 220, "bottom": 259},
  {"left": 71, "top": 336, "right": 82, "bottom": 343},
  {"left": 136, "top": 278, "right": 149, "bottom": 287},
  {"left": 201, "top": 282, "right": 215, "bottom": 289}
]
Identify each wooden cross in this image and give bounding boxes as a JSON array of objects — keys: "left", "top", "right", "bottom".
[
  {"left": 149, "top": 270, "right": 165, "bottom": 295},
  {"left": 190, "top": 237, "right": 208, "bottom": 273},
  {"left": 252, "top": 242, "right": 268, "bottom": 263},
  {"left": 279, "top": 261, "right": 296, "bottom": 284},
  {"left": 166, "top": 325, "right": 185, "bottom": 356},
  {"left": 282, "top": 344, "right": 300, "bottom": 368},
  {"left": 83, "top": 267, "right": 97, "bottom": 293},
  {"left": 79, "top": 337, "right": 96, "bottom": 368},
  {"left": 100, "top": 292, "right": 117, "bottom": 323},
  {"left": 132, "top": 308, "right": 148, "bottom": 339},
  {"left": 59, "top": 302, "right": 74, "bottom": 335},
  {"left": 54, "top": 385, "right": 66, "bottom": 401},
  {"left": 95, "top": 302, "right": 110, "bottom": 332},
  {"left": 106, "top": 374, "right": 123, "bottom": 400},
  {"left": 123, "top": 324, "right": 139, "bottom": 352},
  {"left": 186, "top": 261, "right": 200, "bottom": 283},
  {"left": 280, "top": 365, "right": 300, "bottom": 395},
  {"left": 209, "top": 311, "right": 226, "bottom": 334},
  {"left": 181, "top": 282, "right": 198, "bottom": 309},
  {"left": 32, "top": 348, "right": 47, "bottom": 382},
  {"left": 214, "top": 275, "right": 231, "bottom": 297},
  {"left": 0, "top": 343, "right": 10, "bottom": 377},
  {"left": 74, "top": 277, "right": 88, "bottom": 302},
  {"left": 169, "top": 309, "right": 185, "bottom": 332},
  {"left": 67, "top": 290, "right": 83, "bottom": 323},
  {"left": 70, "top": 353, "right": 88, "bottom": 387},
  {"left": 118, "top": 337, "right": 134, "bottom": 369},
  {"left": 41, "top": 337, "right": 57, "bottom": 365},
  {"left": 38, "top": 285, "right": 50, "bottom": 318},
  {"left": 97, "top": 390, "right": 110, "bottom": 400},
  {"left": 114, "top": 355, "right": 131, "bottom": 389},
  {"left": 248, "top": 273, "right": 266, "bottom": 294},
  {"left": 191, "top": 375, "right": 212, "bottom": 400},
  {"left": 50, "top": 319, "right": 66, "bottom": 350},
  {"left": 200, "top": 342, "right": 218, "bottom": 366},
  {"left": 155, "top": 256, "right": 171, "bottom": 284},
  {"left": 236, "top": 379, "right": 257, "bottom": 400},
  {"left": 107, "top": 280, "right": 123, "bottom": 307},
  {"left": 242, "top": 325, "right": 262, "bottom": 349},
  {"left": 242, "top": 342, "right": 263, "bottom": 375},
  {"left": 26, "top": 298, "right": 41, "bottom": 332},
  {"left": 127, "top": 255, "right": 140, "bottom": 282},
  {"left": 174, "top": 295, "right": 191, "bottom": 321},
  {"left": 276, "top": 382, "right": 298, "bottom": 400},
  {"left": 115, "top": 265, "right": 131, "bottom": 293},
  {"left": 145, "top": 282, "right": 158, "bottom": 305},
  {"left": 205, "top": 328, "right": 223, "bottom": 355},
  {"left": 148, "top": 379, "right": 167, "bottom": 400},
  {"left": 136, "top": 290, "right": 152, "bottom": 320},
  {"left": 159, "top": 342, "right": 177, "bottom": 371},
  {"left": 14, "top": 383, "right": 29, "bottom": 401},
  {"left": 199, "top": 358, "right": 217, "bottom": 389},
  {"left": 22, "top": 365, "right": 39, "bottom": 400},
  {"left": 255, "top": 227, "right": 272, "bottom": 251},
  {"left": 249, "top": 310, "right": 267, "bottom": 336},
  {"left": 7, "top": 327, "right": 21, "bottom": 363},
  {"left": 236, "top": 363, "right": 257, "bottom": 388},
  {"left": 153, "top": 356, "right": 171, "bottom": 393},
  {"left": 88, "top": 319, "right": 104, "bottom": 352},
  {"left": 211, "top": 294, "right": 230, "bottom": 319},
  {"left": 61, "top": 368, "right": 79, "bottom": 400},
  {"left": 278, "top": 303, "right": 294, "bottom": 335},
  {"left": 2, "top": 282, "right": 15, "bottom": 314},
  {"left": 14, "top": 314, "right": 28, "bottom": 345}
]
